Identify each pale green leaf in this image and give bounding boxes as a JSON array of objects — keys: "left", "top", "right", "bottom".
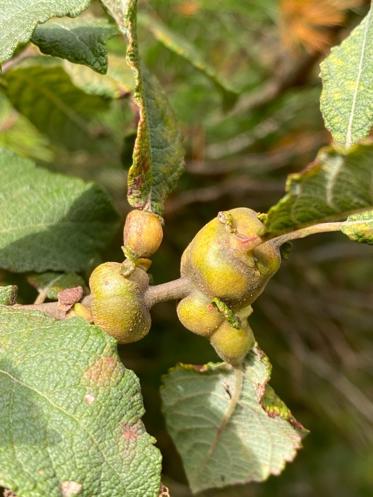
[
  {"left": 0, "top": 286, "right": 17, "bottom": 305},
  {"left": 341, "top": 210, "right": 373, "bottom": 244},
  {"left": 0, "top": 149, "right": 119, "bottom": 273},
  {"left": 64, "top": 54, "right": 135, "bottom": 98},
  {"left": 0, "top": 0, "right": 91, "bottom": 65},
  {"left": 0, "top": 306, "right": 162, "bottom": 497},
  {"left": 101, "top": 0, "right": 185, "bottom": 214},
  {"left": 138, "top": 12, "right": 238, "bottom": 109},
  {"left": 3, "top": 61, "right": 109, "bottom": 150},
  {"left": 320, "top": 5, "right": 373, "bottom": 147},
  {"left": 27, "top": 272, "right": 87, "bottom": 300},
  {"left": 266, "top": 143, "right": 373, "bottom": 234},
  {"left": 32, "top": 18, "right": 116, "bottom": 74},
  {"left": 161, "top": 348, "right": 306, "bottom": 494}
]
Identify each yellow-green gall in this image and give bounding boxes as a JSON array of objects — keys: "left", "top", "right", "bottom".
[
  {"left": 181, "top": 207, "right": 281, "bottom": 305},
  {"left": 123, "top": 209, "right": 163, "bottom": 258},
  {"left": 210, "top": 320, "right": 255, "bottom": 365},
  {"left": 89, "top": 262, "right": 151, "bottom": 344},
  {"left": 177, "top": 291, "right": 224, "bottom": 337}
]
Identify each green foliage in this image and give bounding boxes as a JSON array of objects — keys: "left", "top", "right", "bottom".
[
  {"left": 320, "top": 4, "right": 373, "bottom": 147},
  {"left": 161, "top": 348, "right": 306, "bottom": 494},
  {"left": 31, "top": 18, "right": 116, "bottom": 74},
  {"left": 0, "top": 286, "right": 17, "bottom": 305},
  {"left": 266, "top": 143, "right": 373, "bottom": 234},
  {"left": 0, "top": 94, "right": 53, "bottom": 162},
  {"left": 0, "top": 2, "right": 372, "bottom": 496},
  {"left": 0, "top": 149, "right": 119, "bottom": 273},
  {"left": 3, "top": 62, "right": 109, "bottom": 150},
  {"left": 138, "top": 12, "right": 238, "bottom": 108},
  {"left": 0, "top": 0, "right": 90, "bottom": 65},
  {"left": 102, "top": 0, "right": 185, "bottom": 215},
  {"left": 64, "top": 54, "right": 135, "bottom": 98},
  {"left": 27, "top": 272, "right": 87, "bottom": 300},
  {"left": 0, "top": 305, "right": 161, "bottom": 497},
  {"left": 341, "top": 210, "right": 373, "bottom": 244}
]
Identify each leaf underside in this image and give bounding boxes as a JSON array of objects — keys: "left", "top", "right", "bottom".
[
  {"left": 161, "top": 347, "right": 306, "bottom": 494},
  {"left": 320, "top": 4, "right": 373, "bottom": 147},
  {"left": 266, "top": 143, "right": 373, "bottom": 235}
]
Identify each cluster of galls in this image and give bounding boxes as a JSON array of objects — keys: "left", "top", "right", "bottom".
[
  {"left": 177, "top": 208, "right": 281, "bottom": 365},
  {"left": 89, "top": 208, "right": 281, "bottom": 366},
  {"left": 89, "top": 210, "right": 163, "bottom": 343}
]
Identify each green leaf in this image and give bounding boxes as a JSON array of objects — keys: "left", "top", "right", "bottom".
[
  {"left": 31, "top": 18, "right": 116, "bottom": 74},
  {"left": 266, "top": 143, "right": 373, "bottom": 234},
  {"left": 138, "top": 12, "right": 238, "bottom": 109},
  {"left": 0, "top": 149, "right": 119, "bottom": 273},
  {"left": 161, "top": 348, "right": 306, "bottom": 494},
  {"left": 0, "top": 93, "right": 53, "bottom": 162},
  {"left": 0, "top": 286, "right": 17, "bottom": 305},
  {"left": 0, "top": 0, "right": 90, "bottom": 65},
  {"left": 3, "top": 61, "right": 109, "bottom": 150},
  {"left": 320, "top": 5, "right": 373, "bottom": 147},
  {"left": 101, "top": 0, "right": 185, "bottom": 215},
  {"left": 27, "top": 272, "right": 87, "bottom": 300},
  {"left": 0, "top": 306, "right": 162, "bottom": 497},
  {"left": 64, "top": 54, "right": 135, "bottom": 98},
  {"left": 341, "top": 210, "right": 373, "bottom": 244}
]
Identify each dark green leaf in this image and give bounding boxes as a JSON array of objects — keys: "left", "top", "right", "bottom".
[
  {"left": 0, "top": 149, "right": 119, "bottom": 273},
  {"left": 32, "top": 18, "right": 116, "bottom": 74}
]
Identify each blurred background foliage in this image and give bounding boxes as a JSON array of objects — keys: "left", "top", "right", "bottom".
[{"left": 0, "top": 1, "right": 373, "bottom": 496}]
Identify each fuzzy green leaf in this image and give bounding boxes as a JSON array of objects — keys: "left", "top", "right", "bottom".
[
  {"left": 341, "top": 210, "right": 373, "bottom": 244},
  {"left": 0, "top": 149, "right": 119, "bottom": 273},
  {"left": 101, "top": 0, "right": 184, "bottom": 215},
  {"left": 266, "top": 143, "right": 373, "bottom": 234},
  {"left": 161, "top": 347, "right": 306, "bottom": 494},
  {"left": 0, "top": 286, "right": 17, "bottom": 305},
  {"left": 138, "top": 12, "right": 238, "bottom": 109},
  {"left": 31, "top": 18, "right": 116, "bottom": 74},
  {"left": 3, "top": 62, "right": 108, "bottom": 150},
  {"left": 0, "top": 306, "right": 162, "bottom": 497},
  {"left": 27, "top": 272, "right": 87, "bottom": 300},
  {"left": 0, "top": 0, "right": 90, "bottom": 65},
  {"left": 320, "top": 5, "right": 373, "bottom": 147},
  {"left": 64, "top": 54, "right": 135, "bottom": 98}
]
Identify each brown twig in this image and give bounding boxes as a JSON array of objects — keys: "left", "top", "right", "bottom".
[{"left": 145, "top": 278, "right": 193, "bottom": 308}]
